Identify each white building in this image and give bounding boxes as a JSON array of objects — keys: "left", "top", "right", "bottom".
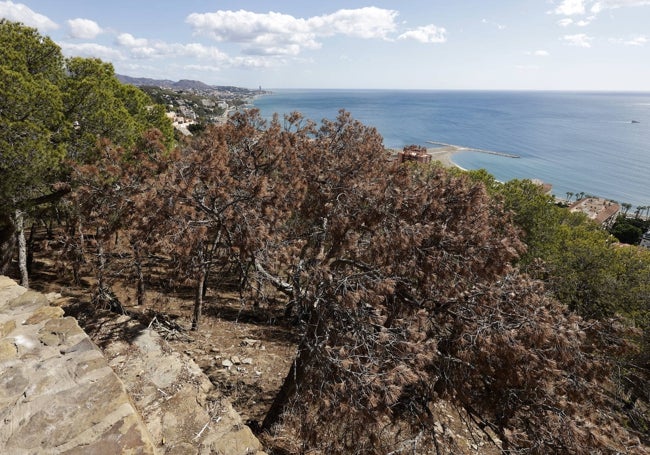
[{"left": 640, "top": 230, "right": 650, "bottom": 249}]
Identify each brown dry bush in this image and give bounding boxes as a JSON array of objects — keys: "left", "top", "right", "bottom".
[
  {"left": 258, "top": 113, "right": 645, "bottom": 454},
  {"left": 64, "top": 110, "right": 646, "bottom": 454}
]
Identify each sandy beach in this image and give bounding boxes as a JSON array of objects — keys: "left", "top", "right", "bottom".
[
  {"left": 391, "top": 142, "right": 521, "bottom": 170},
  {"left": 425, "top": 146, "right": 463, "bottom": 168},
  {"left": 390, "top": 145, "right": 464, "bottom": 169}
]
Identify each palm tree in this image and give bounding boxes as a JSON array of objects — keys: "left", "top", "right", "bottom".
[
  {"left": 566, "top": 191, "right": 574, "bottom": 202},
  {"left": 622, "top": 202, "right": 632, "bottom": 216},
  {"left": 634, "top": 206, "right": 644, "bottom": 219}
]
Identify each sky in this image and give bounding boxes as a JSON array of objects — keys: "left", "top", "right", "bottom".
[{"left": 1, "top": 0, "right": 649, "bottom": 90}]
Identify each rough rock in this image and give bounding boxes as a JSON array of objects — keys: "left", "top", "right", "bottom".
[
  {"left": 0, "top": 276, "right": 155, "bottom": 454},
  {"left": 90, "top": 313, "right": 265, "bottom": 454},
  {"left": 0, "top": 275, "right": 266, "bottom": 454}
]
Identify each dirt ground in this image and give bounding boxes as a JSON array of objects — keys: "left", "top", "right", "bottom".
[
  {"left": 27, "top": 255, "right": 298, "bottom": 429},
  {"left": 21, "top": 238, "right": 502, "bottom": 454}
]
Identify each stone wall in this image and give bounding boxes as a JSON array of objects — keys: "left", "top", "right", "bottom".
[
  {"left": 0, "top": 276, "right": 155, "bottom": 453},
  {"left": 0, "top": 276, "right": 265, "bottom": 454}
]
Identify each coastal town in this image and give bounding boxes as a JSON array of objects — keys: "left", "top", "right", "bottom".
[{"left": 117, "top": 75, "right": 268, "bottom": 135}]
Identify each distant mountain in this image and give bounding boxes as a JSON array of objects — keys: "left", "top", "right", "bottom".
[
  {"left": 116, "top": 74, "right": 255, "bottom": 93},
  {"left": 116, "top": 74, "right": 176, "bottom": 88},
  {"left": 173, "top": 79, "right": 213, "bottom": 90}
]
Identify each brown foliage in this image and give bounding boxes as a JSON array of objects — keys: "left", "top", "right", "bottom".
[
  {"left": 257, "top": 112, "right": 644, "bottom": 453},
  {"left": 63, "top": 111, "right": 645, "bottom": 453}
]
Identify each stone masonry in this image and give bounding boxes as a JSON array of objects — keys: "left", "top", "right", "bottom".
[
  {"left": 0, "top": 276, "right": 265, "bottom": 454},
  {"left": 0, "top": 275, "right": 155, "bottom": 454}
]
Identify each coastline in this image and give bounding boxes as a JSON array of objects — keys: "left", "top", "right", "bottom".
[
  {"left": 425, "top": 146, "right": 468, "bottom": 170},
  {"left": 390, "top": 145, "right": 467, "bottom": 170},
  {"left": 253, "top": 90, "right": 650, "bottom": 208}
]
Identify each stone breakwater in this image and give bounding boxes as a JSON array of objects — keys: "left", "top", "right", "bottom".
[{"left": 0, "top": 276, "right": 265, "bottom": 454}]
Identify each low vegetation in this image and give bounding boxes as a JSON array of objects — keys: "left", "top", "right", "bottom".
[{"left": 1, "top": 20, "right": 648, "bottom": 454}]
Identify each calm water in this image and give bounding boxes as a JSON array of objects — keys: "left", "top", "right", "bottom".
[{"left": 253, "top": 90, "right": 650, "bottom": 207}]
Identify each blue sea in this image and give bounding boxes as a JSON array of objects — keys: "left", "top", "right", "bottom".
[{"left": 252, "top": 90, "right": 650, "bottom": 208}]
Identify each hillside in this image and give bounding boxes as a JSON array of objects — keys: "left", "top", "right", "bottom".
[
  {"left": 117, "top": 74, "right": 270, "bottom": 126},
  {"left": 116, "top": 74, "right": 268, "bottom": 97},
  {"left": 4, "top": 20, "right": 648, "bottom": 454}
]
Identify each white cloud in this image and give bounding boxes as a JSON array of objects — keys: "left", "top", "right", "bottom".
[
  {"left": 0, "top": 0, "right": 57, "bottom": 31},
  {"left": 516, "top": 64, "right": 540, "bottom": 71},
  {"left": 187, "top": 9, "right": 319, "bottom": 56},
  {"left": 230, "top": 56, "right": 278, "bottom": 69},
  {"left": 179, "top": 43, "right": 229, "bottom": 60},
  {"left": 554, "top": 0, "right": 650, "bottom": 17},
  {"left": 398, "top": 25, "right": 447, "bottom": 43},
  {"left": 60, "top": 42, "right": 124, "bottom": 60},
  {"left": 116, "top": 32, "right": 149, "bottom": 48},
  {"left": 526, "top": 49, "right": 550, "bottom": 56},
  {"left": 481, "top": 18, "right": 506, "bottom": 30},
  {"left": 183, "top": 64, "right": 223, "bottom": 73},
  {"left": 591, "top": 0, "right": 650, "bottom": 13},
  {"left": 562, "top": 33, "right": 593, "bottom": 47},
  {"left": 575, "top": 16, "right": 596, "bottom": 25},
  {"left": 116, "top": 32, "right": 230, "bottom": 63},
  {"left": 310, "top": 7, "right": 398, "bottom": 39},
  {"left": 557, "top": 15, "right": 595, "bottom": 25},
  {"left": 625, "top": 34, "right": 648, "bottom": 45},
  {"left": 67, "top": 18, "right": 102, "bottom": 39},
  {"left": 554, "top": 0, "right": 587, "bottom": 15},
  {"left": 610, "top": 34, "right": 648, "bottom": 45},
  {"left": 186, "top": 7, "right": 444, "bottom": 55}
]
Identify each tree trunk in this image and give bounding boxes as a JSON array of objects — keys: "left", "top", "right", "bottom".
[
  {"left": 72, "top": 220, "right": 85, "bottom": 286},
  {"left": 262, "top": 353, "right": 303, "bottom": 430},
  {"left": 202, "top": 231, "right": 221, "bottom": 299},
  {"left": 0, "top": 213, "right": 16, "bottom": 274},
  {"left": 262, "top": 309, "right": 322, "bottom": 430},
  {"left": 136, "top": 262, "right": 145, "bottom": 306},
  {"left": 15, "top": 210, "right": 28, "bottom": 289},
  {"left": 133, "top": 244, "right": 145, "bottom": 306},
  {"left": 97, "top": 241, "right": 106, "bottom": 292},
  {"left": 191, "top": 267, "right": 206, "bottom": 331},
  {"left": 27, "top": 221, "right": 37, "bottom": 274}
]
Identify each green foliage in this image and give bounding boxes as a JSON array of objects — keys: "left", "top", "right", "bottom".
[
  {"left": 187, "top": 122, "right": 207, "bottom": 135},
  {"left": 497, "top": 179, "right": 565, "bottom": 261},
  {"left": 610, "top": 215, "right": 650, "bottom": 245},
  {"left": 543, "top": 221, "right": 619, "bottom": 318},
  {"left": 0, "top": 19, "right": 63, "bottom": 81},
  {"left": 0, "top": 20, "right": 174, "bottom": 277},
  {"left": 0, "top": 21, "right": 174, "bottom": 210},
  {"left": 63, "top": 58, "right": 139, "bottom": 163},
  {"left": 0, "top": 20, "right": 67, "bottom": 213},
  {"left": 118, "top": 84, "right": 175, "bottom": 149},
  {"left": 63, "top": 58, "right": 174, "bottom": 163},
  {"left": 457, "top": 173, "right": 650, "bottom": 326}
]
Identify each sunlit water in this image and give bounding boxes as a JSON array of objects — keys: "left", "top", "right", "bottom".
[{"left": 253, "top": 90, "right": 650, "bottom": 207}]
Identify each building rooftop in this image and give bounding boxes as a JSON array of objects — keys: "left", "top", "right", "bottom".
[
  {"left": 397, "top": 145, "right": 431, "bottom": 164},
  {"left": 569, "top": 197, "right": 620, "bottom": 226}
]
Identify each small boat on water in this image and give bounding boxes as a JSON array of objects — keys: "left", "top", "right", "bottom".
[{"left": 631, "top": 120, "right": 640, "bottom": 123}]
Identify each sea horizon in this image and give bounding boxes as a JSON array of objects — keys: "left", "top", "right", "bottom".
[{"left": 253, "top": 89, "right": 650, "bottom": 208}]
